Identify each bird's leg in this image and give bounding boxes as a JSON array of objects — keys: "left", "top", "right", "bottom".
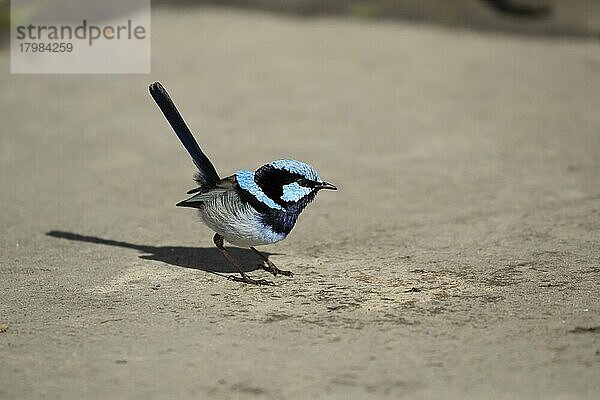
[
  {"left": 250, "top": 247, "right": 293, "bottom": 277},
  {"left": 213, "top": 234, "right": 274, "bottom": 286}
]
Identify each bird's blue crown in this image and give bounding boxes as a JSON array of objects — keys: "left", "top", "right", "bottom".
[{"left": 267, "top": 159, "right": 321, "bottom": 182}]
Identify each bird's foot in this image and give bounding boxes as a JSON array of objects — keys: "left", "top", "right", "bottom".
[
  {"left": 260, "top": 260, "right": 293, "bottom": 277},
  {"left": 228, "top": 273, "right": 274, "bottom": 286}
]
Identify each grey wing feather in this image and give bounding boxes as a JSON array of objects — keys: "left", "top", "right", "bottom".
[{"left": 177, "top": 175, "right": 237, "bottom": 208}]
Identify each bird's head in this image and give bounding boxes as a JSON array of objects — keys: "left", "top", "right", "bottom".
[{"left": 251, "top": 159, "right": 336, "bottom": 211}]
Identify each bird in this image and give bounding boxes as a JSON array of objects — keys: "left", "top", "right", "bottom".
[{"left": 148, "top": 82, "right": 337, "bottom": 285}]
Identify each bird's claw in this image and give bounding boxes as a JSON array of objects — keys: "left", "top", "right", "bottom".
[
  {"left": 228, "top": 274, "right": 275, "bottom": 286},
  {"left": 259, "top": 263, "right": 294, "bottom": 277},
  {"left": 277, "top": 269, "right": 294, "bottom": 277}
]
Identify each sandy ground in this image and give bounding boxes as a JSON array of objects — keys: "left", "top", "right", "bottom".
[{"left": 1, "top": 7, "right": 599, "bottom": 400}]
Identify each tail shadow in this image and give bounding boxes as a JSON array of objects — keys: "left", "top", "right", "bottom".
[{"left": 46, "top": 230, "right": 278, "bottom": 276}]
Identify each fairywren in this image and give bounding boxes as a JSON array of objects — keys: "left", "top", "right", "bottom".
[{"left": 149, "top": 82, "right": 336, "bottom": 285}]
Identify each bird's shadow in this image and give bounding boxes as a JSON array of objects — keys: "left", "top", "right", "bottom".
[{"left": 46, "top": 230, "right": 278, "bottom": 276}]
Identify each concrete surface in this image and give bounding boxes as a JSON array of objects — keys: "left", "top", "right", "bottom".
[{"left": 1, "top": 7, "right": 599, "bottom": 400}]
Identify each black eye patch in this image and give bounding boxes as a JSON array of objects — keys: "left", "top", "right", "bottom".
[{"left": 296, "top": 178, "right": 316, "bottom": 188}]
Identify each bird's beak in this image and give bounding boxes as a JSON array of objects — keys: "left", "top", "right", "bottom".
[{"left": 316, "top": 181, "right": 337, "bottom": 191}]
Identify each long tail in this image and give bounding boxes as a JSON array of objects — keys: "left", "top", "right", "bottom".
[{"left": 149, "top": 82, "right": 220, "bottom": 188}]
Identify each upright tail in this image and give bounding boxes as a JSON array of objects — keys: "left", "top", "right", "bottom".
[{"left": 149, "top": 82, "right": 220, "bottom": 188}]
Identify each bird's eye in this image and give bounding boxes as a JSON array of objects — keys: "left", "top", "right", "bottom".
[{"left": 296, "top": 178, "right": 315, "bottom": 188}]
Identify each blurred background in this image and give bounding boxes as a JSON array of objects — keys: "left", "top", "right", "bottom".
[
  {"left": 159, "top": 0, "right": 600, "bottom": 36},
  {"left": 2, "top": 0, "right": 600, "bottom": 37}
]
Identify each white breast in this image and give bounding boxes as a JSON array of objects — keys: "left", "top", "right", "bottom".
[{"left": 198, "top": 190, "right": 286, "bottom": 247}]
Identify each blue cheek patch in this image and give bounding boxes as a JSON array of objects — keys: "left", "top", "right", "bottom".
[
  {"left": 236, "top": 170, "right": 283, "bottom": 210},
  {"left": 281, "top": 182, "right": 312, "bottom": 202}
]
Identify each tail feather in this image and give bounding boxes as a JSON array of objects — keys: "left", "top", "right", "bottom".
[{"left": 149, "top": 82, "right": 220, "bottom": 188}]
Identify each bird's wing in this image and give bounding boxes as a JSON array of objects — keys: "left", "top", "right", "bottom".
[
  {"left": 148, "top": 82, "right": 220, "bottom": 189},
  {"left": 176, "top": 175, "right": 236, "bottom": 208}
]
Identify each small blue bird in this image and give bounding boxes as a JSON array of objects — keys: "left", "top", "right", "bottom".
[{"left": 149, "top": 82, "right": 337, "bottom": 285}]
